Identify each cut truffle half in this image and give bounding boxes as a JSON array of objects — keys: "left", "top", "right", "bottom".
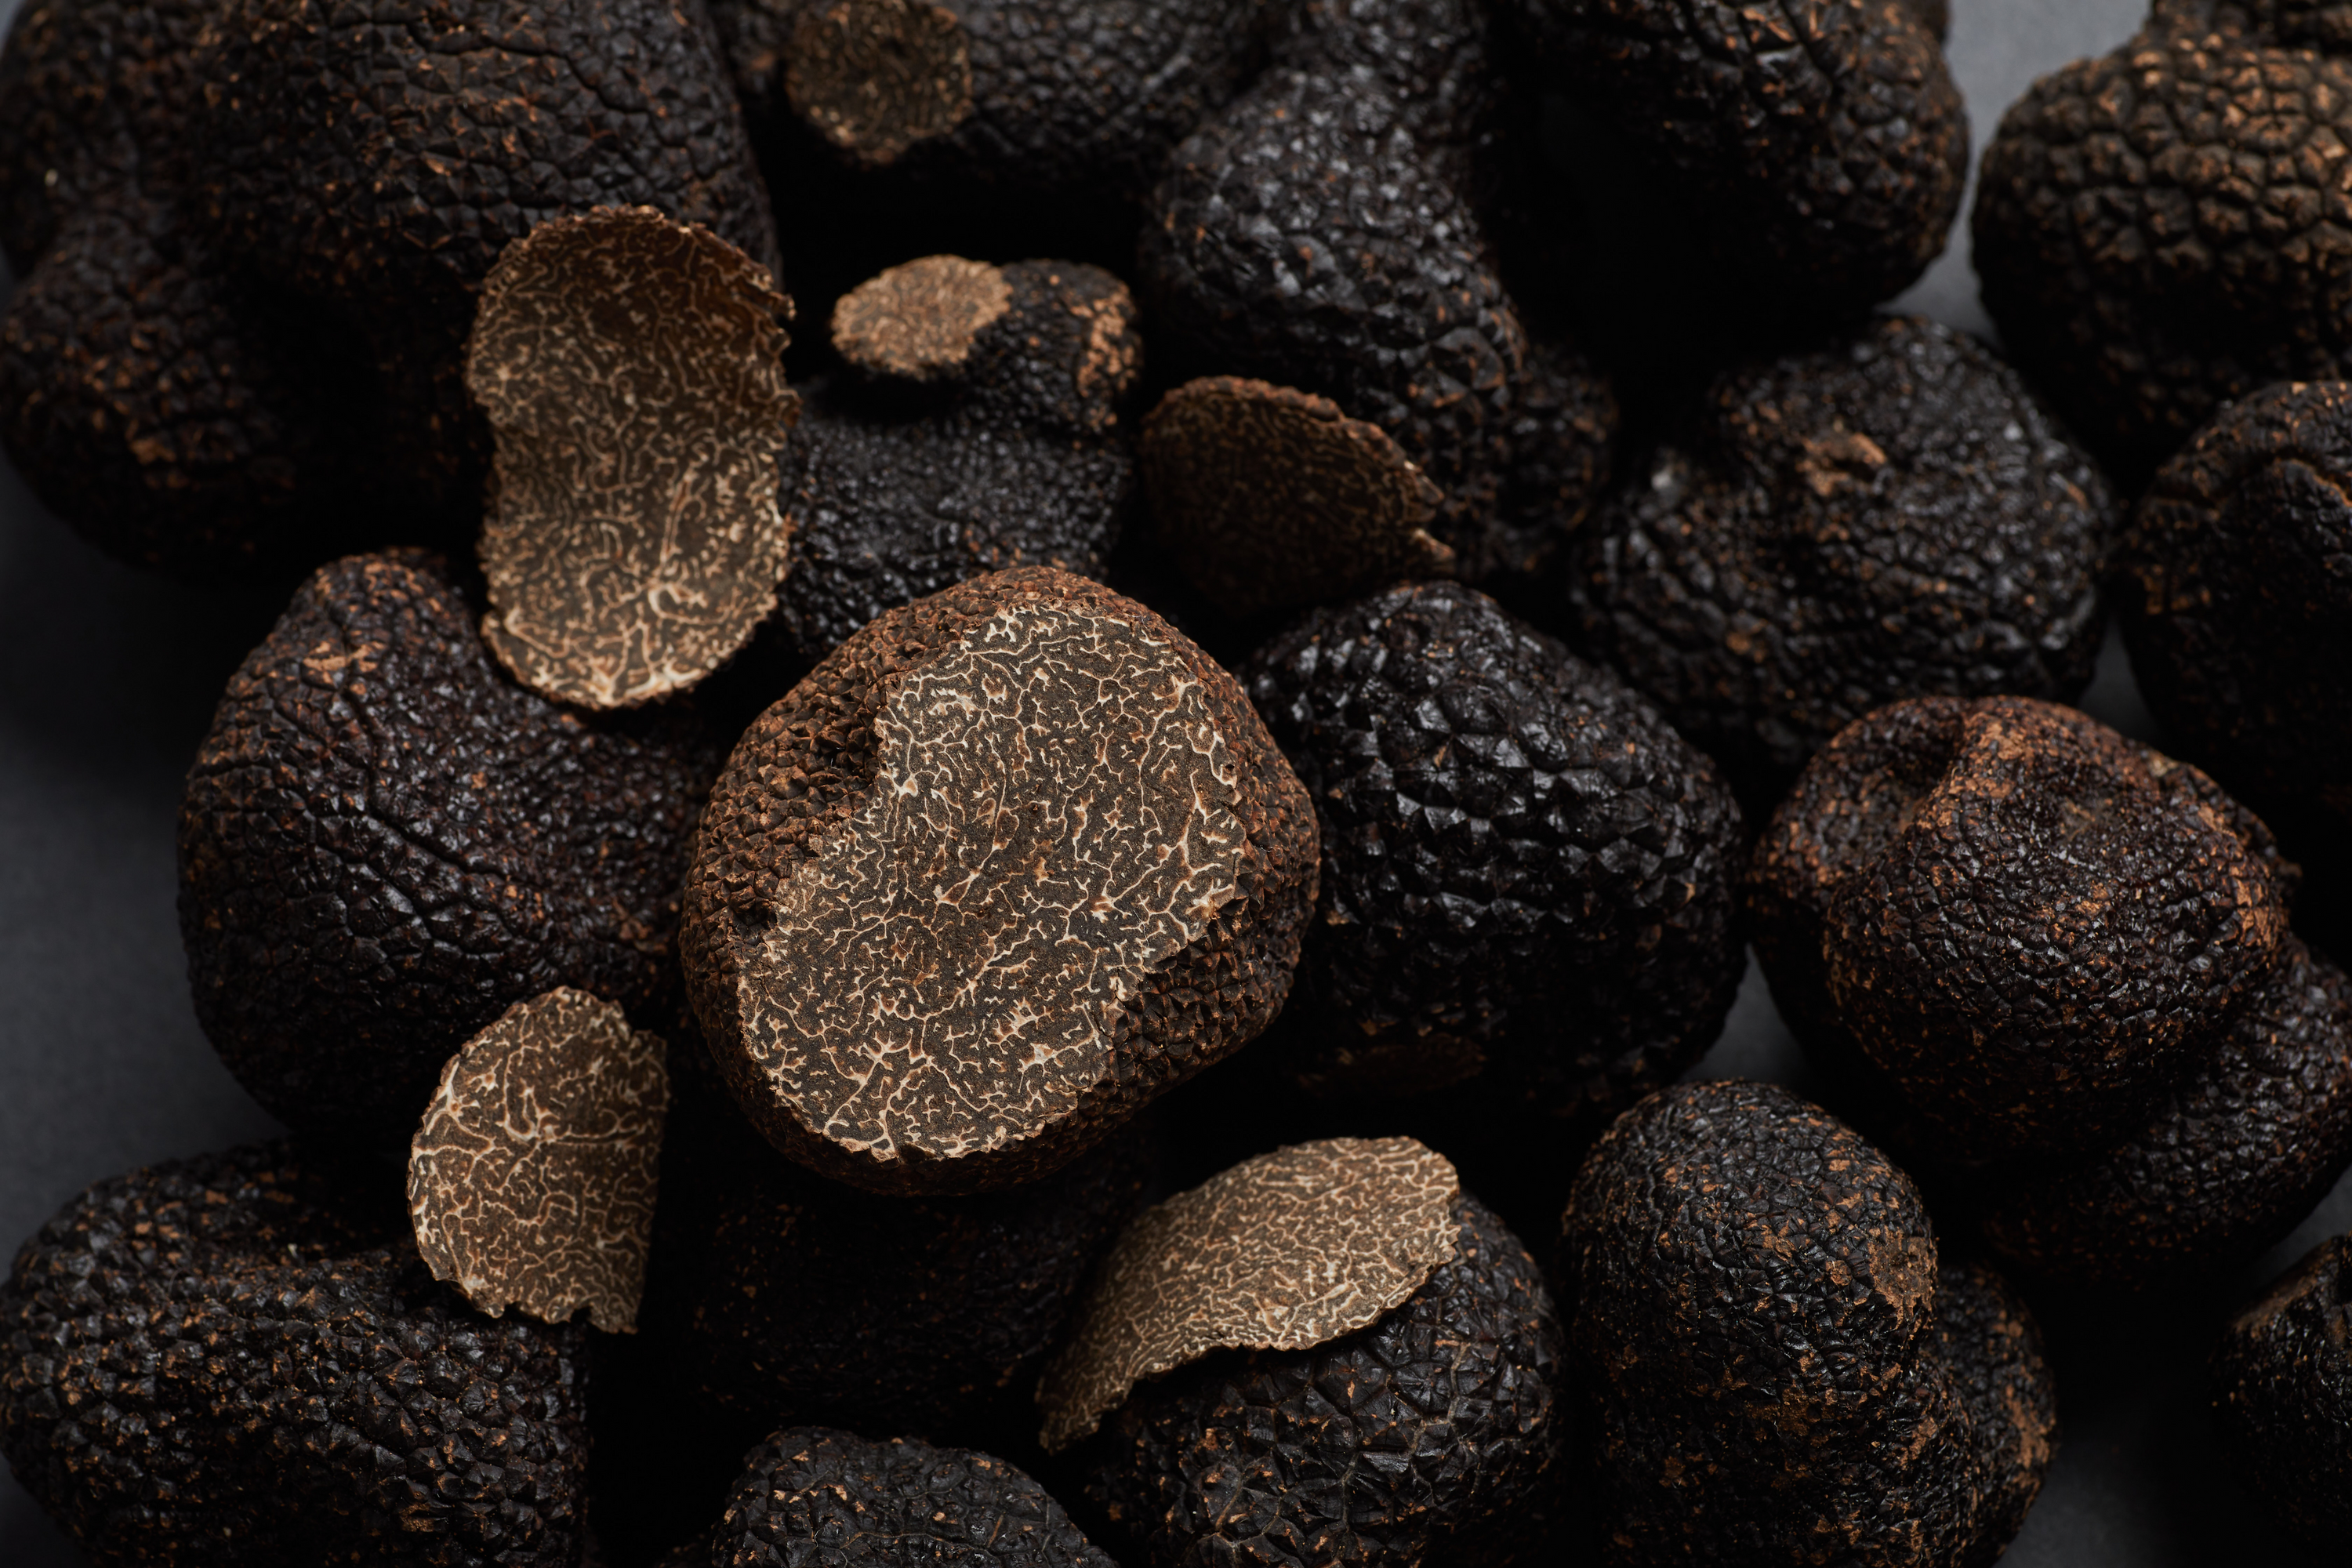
[
  {"left": 468, "top": 206, "right": 800, "bottom": 711},
  {"left": 681, "top": 566, "right": 1319, "bottom": 1193},
  {"left": 785, "top": 0, "right": 978, "bottom": 169},
  {"left": 832, "top": 252, "right": 1014, "bottom": 382},
  {"left": 2211, "top": 1234, "right": 2352, "bottom": 1552},
  {"left": 408, "top": 986, "right": 670, "bottom": 1333},
  {"left": 1141, "top": 376, "right": 1454, "bottom": 618}
]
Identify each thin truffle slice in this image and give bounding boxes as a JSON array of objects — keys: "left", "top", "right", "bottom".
[
  {"left": 1037, "top": 1136, "right": 1461, "bottom": 1450},
  {"left": 470, "top": 208, "right": 799, "bottom": 710},
  {"left": 2211, "top": 1234, "right": 2352, "bottom": 1552},
  {"left": 1141, "top": 376, "right": 1453, "bottom": 618},
  {"left": 681, "top": 566, "right": 1319, "bottom": 1194},
  {"left": 408, "top": 986, "right": 670, "bottom": 1333}
]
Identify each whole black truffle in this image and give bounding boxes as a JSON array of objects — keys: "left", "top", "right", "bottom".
[
  {"left": 1565, "top": 1080, "right": 2056, "bottom": 1567},
  {"left": 179, "top": 552, "right": 714, "bottom": 1145},
  {"left": 0, "top": 0, "right": 779, "bottom": 579},
  {"left": 2211, "top": 1232, "right": 2352, "bottom": 1553},
  {"left": 1246, "top": 579, "right": 1746, "bottom": 1137},
  {"left": 1564, "top": 314, "right": 2114, "bottom": 811},
  {"left": 0, "top": 1142, "right": 592, "bottom": 1567}
]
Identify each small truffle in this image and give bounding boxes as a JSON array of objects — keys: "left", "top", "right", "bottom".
[
  {"left": 469, "top": 208, "right": 800, "bottom": 711},
  {"left": 1246, "top": 581, "right": 1748, "bottom": 1134},
  {"left": 0, "top": 1143, "right": 593, "bottom": 1566},
  {"left": 1062, "top": 1140, "right": 1563, "bottom": 1566},
  {"left": 1565, "top": 314, "right": 2115, "bottom": 809},
  {"left": 1566, "top": 1081, "right": 2056, "bottom": 1566},
  {"left": 681, "top": 567, "right": 1319, "bottom": 1193},
  {"left": 408, "top": 987, "right": 670, "bottom": 1333},
  {"left": 2211, "top": 1233, "right": 2352, "bottom": 1552},
  {"left": 1140, "top": 376, "right": 1454, "bottom": 617},
  {"left": 180, "top": 552, "right": 713, "bottom": 1145}
]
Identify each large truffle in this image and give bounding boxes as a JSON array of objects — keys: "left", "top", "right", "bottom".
[
  {"left": 1563, "top": 314, "right": 2115, "bottom": 810},
  {"left": 1246, "top": 580, "right": 1747, "bottom": 1136},
  {"left": 1565, "top": 1080, "right": 2056, "bottom": 1566},
  {"left": 681, "top": 566, "right": 1318, "bottom": 1194},
  {"left": 180, "top": 552, "right": 713, "bottom": 1145},
  {"left": 0, "top": 0, "right": 778, "bottom": 579},
  {"left": 0, "top": 1142, "right": 593, "bottom": 1567},
  {"left": 2210, "top": 1233, "right": 2352, "bottom": 1553}
]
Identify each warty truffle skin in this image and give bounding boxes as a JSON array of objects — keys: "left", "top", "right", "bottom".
[
  {"left": 1083, "top": 1190, "right": 1563, "bottom": 1568},
  {"left": 1564, "top": 314, "right": 2114, "bottom": 811},
  {"left": 0, "top": 0, "right": 779, "bottom": 580},
  {"left": 1246, "top": 579, "right": 1748, "bottom": 1134},
  {"left": 179, "top": 552, "right": 714, "bottom": 1146},
  {"left": 0, "top": 1142, "right": 592, "bottom": 1568},
  {"left": 2211, "top": 1233, "right": 2352, "bottom": 1552}
]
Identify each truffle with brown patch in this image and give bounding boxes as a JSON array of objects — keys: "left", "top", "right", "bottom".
[{"left": 2210, "top": 1233, "right": 2352, "bottom": 1553}]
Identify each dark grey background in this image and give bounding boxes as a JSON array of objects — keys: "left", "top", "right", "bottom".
[{"left": 1, "top": 1, "right": 2332, "bottom": 1562}]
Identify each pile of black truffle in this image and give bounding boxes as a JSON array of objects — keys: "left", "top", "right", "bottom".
[{"left": 3, "top": 0, "right": 2351, "bottom": 1563}]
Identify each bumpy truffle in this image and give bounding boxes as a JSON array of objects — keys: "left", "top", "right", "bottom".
[
  {"left": 1247, "top": 581, "right": 1747, "bottom": 1135},
  {"left": 1066, "top": 1144, "right": 1562, "bottom": 1566},
  {"left": 1566, "top": 1081, "right": 2056, "bottom": 1567},
  {"left": 0, "top": 0, "right": 778, "bottom": 579},
  {"left": 681, "top": 567, "right": 1318, "bottom": 1193},
  {"left": 2211, "top": 1233, "right": 2352, "bottom": 1552},
  {"left": 768, "top": 256, "right": 1142, "bottom": 673},
  {"left": 1565, "top": 314, "right": 2114, "bottom": 809},
  {"left": 180, "top": 553, "right": 713, "bottom": 1145},
  {"left": 0, "top": 1142, "right": 592, "bottom": 1567}
]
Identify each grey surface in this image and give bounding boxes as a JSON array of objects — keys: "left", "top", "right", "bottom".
[{"left": 0, "top": 0, "right": 2336, "bottom": 1563}]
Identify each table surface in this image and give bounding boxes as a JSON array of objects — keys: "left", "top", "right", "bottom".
[{"left": 4, "top": 1, "right": 2338, "bottom": 1563}]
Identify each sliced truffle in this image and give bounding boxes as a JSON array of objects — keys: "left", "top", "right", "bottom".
[
  {"left": 180, "top": 552, "right": 713, "bottom": 1145},
  {"left": 1746, "top": 695, "right": 2292, "bottom": 1163},
  {"left": 408, "top": 987, "right": 670, "bottom": 1333},
  {"left": 2211, "top": 1233, "right": 2352, "bottom": 1552},
  {"left": 1565, "top": 1081, "right": 2056, "bottom": 1567},
  {"left": 1051, "top": 1138, "right": 1563, "bottom": 1566},
  {"left": 0, "top": 1142, "right": 592, "bottom": 1567},
  {"left": 681, "top": 566, "right": 1319, "bottom": 1194},
  {"left": 762, "top": 257, "right": 1142, "bottom": 675},
  {"left": 0, "top": 0, "right": 777, "bottom": 579},
  {"left": 1564, "top": 314, "right": 2115, "bottom": 811},
  {"left": 1245, "top": 580, "right": 1747, "bottom": 1137},
  {"left": 469, "top": 208, "right": 799, "bottom": 711}
]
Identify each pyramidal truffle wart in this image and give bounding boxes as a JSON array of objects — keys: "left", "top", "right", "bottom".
[
  {"left": 1566, "top": 1081, "right": 2056, "bottom": 1566},
  {"left": 180, "top": 552, "right": 713, "bottom": 1145},
  {"left": 2211, "top": 1233, "right": 2352, "bottom": 1553},
  {"left": 0, "top": 1143, "right": 593, "bottom": 1568},
  {"left": 681, "top": 566, "right": 1319, "bottom": 1194}
]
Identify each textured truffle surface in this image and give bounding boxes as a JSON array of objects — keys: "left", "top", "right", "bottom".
[
  {"left": 1084, "top": 1191, "right": 1561, "bottom": 1568},
  {"left": 2212, "top": 1233, "right": 2352, "bottom": 1551},
  {"left": 1565, "top": 314, "right": 2114, "bottom": 808},
  {"left": 682, "top": 567, "right": 1318, "bottom": 1193},
  {"left": 180, "top": 553, "right": 713, "bottom": 1145},
  {"left": 0, "top": 1142, "right": 592, "bottom": 1568},
  {"left": 1247, "top": 580, "right": 1746, "bottom": 1134}
]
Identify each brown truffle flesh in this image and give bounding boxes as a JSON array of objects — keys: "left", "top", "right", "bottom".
[
  {"left": 179, "top": 552, "right": 714, "bottom": 1145},
  {"left": 2211, "top": 1234, "right": 2352, "bottom": 1551},
  {"left": 0, "top": 1142, "right": 593, "bottom": 1568},
  {"left": 470, "top": 207, "right": 800, "bottom": 711},
  {"left": 681, "top": 566, "right": 1319, "bottom": 1194}
]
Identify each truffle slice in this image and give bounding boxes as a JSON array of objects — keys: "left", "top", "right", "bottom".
[
  {"left": 2211, "top": 1234, "right": 2352, "bottom": 1552},
  {"left": 0, "top": 1143, "right": 593, "bottom": 1567},
  {"left": 408, "top": 987, "right": 669, "bottom": 1333},
  {"left": 1141, "top": 376, "right": 1453, "bottom": 617},
  {"left": 469, "top": 208, "right": 799, "bottom": 710},
  {"left": 784, "top": 0, "right": 977, "bottom": 169},
  {"left": 1062, "top": 1142, "right": 1561, "bottom": 1566},
  {"left": 681, "top": 567, "right": 1318, "bottom": 1193},
  {"left": 180, "top": 552, "right": 713, "bottom": 1145}
]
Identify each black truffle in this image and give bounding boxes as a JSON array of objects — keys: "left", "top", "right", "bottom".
[
  {"left": 1246, "top": 579, "right": 1747, "bottom": 1136},
  {"left": 179, "top": 552, "right": 713, "bottom": 1145},
  {"left": 1563, "top": 314, "right": 2115, "bottom": 811},
  {"left": 0, "top": 1142, "right": 592, "bottom": 1567},
  {"left": 2211, "top": 1233, "right": 2352, "bottom": 1553},
  {"left": 1565, "top": 1080, "right": 2056, "bottom": 1567},
  {"left": 0, "top": 0, "right": 778, "bottom": 579}
]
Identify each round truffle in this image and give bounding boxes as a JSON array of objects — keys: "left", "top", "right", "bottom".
[
  {"left": 2211, "top": 1233, "right": 2352, "bottom": 1552},
  {"left": 681, "top": 567, "right": 1319, "bottom": 1194},
  {"left": 1564, "top": 314, "right": 2114, "bottom": 810},
  {"left": 1246, "top": 580, "right": 1747, "bottom": 1133}
]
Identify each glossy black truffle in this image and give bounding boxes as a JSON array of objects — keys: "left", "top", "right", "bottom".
[
  {"left": 1564, "top": 314, "right": 2114, "bottom": 810},
  {"left": 0, "top": 1142, "right": 591, "bottom": 1568},
  {"left": 0, "top": 0, "right": 778, "bottom": 580},
  {"left": 1083, "top": 1191, "right": 1562, "bottom": 1567},
  {"left": 179, "top": 552, "right": 713, "bottom": 1145},
  {"left": 2212, "top": 1233, "right": 2352, "bottom": 1552}
]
